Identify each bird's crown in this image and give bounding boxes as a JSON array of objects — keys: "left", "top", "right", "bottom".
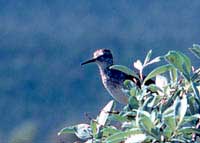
[{"left": 93, "top": 49, "right": 112, "bottom": 59}]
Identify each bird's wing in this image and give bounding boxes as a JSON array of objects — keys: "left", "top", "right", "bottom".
[
  {"left": 109, "top": 65, "right": 140, "bottom": 80},
  {"left": 109, "top": 65, "right": 154, "bottom": 87},
  {"left": 108, "top": 68, "right": 141, "bottom": 87}
]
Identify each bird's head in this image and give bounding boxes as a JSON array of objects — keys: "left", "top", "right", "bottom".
[{"left": 81, "top": 49, "right": 113, "bottom": 68}]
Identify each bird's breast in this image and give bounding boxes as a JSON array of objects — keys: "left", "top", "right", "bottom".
[
  {"left": 104, "top": 79, "right": 128, "bottom": 104},
  {"left": 100, "top": 70, "right": 128, "bottom": 104}
]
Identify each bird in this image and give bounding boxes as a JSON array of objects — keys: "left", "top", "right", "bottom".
[{"left": 81, "top": 49, "right": 153, "bottom": 104}]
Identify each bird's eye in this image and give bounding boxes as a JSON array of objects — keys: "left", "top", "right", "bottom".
[{"left": 97, "top": 56, "right": 104, "bottom": 60}]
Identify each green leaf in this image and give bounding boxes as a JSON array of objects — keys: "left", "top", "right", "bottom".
[
  {"left": 58, "top": 126, "right": 75, "bottom": 136},
  {"left": 183, "top": 114, "right": 200, "bottom": 124},
  {"left": 191, "top": 68, "right": 200, "bottom": 82},
  {"left": 138, "top": 111, "right": 154, "bottom": 133},
  {"left": 179, "top": 51, "right": 192, "bottom": 74},
  {"left": 74, "top": 124, "right": 92, "bottom": 140},
  {"left": 129, "top": 87, "right": 137, "bottom": 96},
  {"left": 144, "top": 50, "right": 152, "bottom": 66},
  {"left": 58, "top": 124, "right": 92, "bottom": 140},
  {"left": 102, "top": 126, "right": 119, "bottom": 137},
  {"left": 128, "top": 96, "right": 139, "bottom": 109},
  {"left": 147, "top": 84, "right": 162, "bottom": 93},
  {"left": 90, "top": 120, "right": 97, "bottom": 137},
  {"left": 165, "top": 51, "right": 191, "bottom": 80},
  {"left": 169, "top": 68, "right": 178, "bottom": 83},
  {"left": 165, "top": 51, "right": 182, "bottom": 69},
  {"left": 163, "top": 126, "right": 173, "bottom": 139},
  {"left": 143, "top": 64, "right": 173, "bottom": 84},
  {"left": 176, "top": 94, "right": 188, "bottom": 126},
  {"left": 109, "top": 65, "right": 139, "bottom": 79},
  {"left": 177, "top": 127, "right": 200, "bottom": 135},
  {"left": 191, "top": 82, "right": 200, "bottom": 100},
  {"left": 109, "top": 114, "right": 129, "bottom": 122},
  {"left": 189, "top": 44, "right": 200, "bottom": 59},
  {"left": 105, "top": 128, "right": 142, "bottom": 143},
  {"left": 124, "top": 80, "right": 136, "bottom": 89},
  {"left": 142, "top": 96, "right": 154, "bottom": 112},
  {"left": 163, "top": 106, "right": 174, "bottom": 116},
  {"left": 188, "top": 95, "right": 199, "bottom": 115},
  {"left": 163, "top": 115, "right": 176, "bottom": 131}
]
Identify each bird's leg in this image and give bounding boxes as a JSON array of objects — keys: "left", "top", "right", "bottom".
[{"left": 106, "top": 111, "right": 120, "bottom": 114}]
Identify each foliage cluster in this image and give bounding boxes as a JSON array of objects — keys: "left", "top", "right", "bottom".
[{"left": 58, "top": 44, "right": 200, "bottom": 143}]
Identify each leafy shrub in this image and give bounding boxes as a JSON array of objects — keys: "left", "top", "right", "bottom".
[{"left": 58, "top": 44, "right": 200, "bottom": 143}]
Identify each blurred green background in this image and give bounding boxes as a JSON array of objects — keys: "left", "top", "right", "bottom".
[{"left": 0, "top": 1, "right": 199, "bottom": 143}]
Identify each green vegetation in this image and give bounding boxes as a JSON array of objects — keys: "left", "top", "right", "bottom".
[{"left": 58, "top": 44, "right": 200, "bottom": 143}]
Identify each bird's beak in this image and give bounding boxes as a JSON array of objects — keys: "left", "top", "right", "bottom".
[{"left": 81, "top": 58, "right": 96, "bottom": 66}]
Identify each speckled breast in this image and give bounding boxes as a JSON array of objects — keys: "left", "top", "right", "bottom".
[{"left": 100, "top": 70, "right": 128, "bottom": 104}]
